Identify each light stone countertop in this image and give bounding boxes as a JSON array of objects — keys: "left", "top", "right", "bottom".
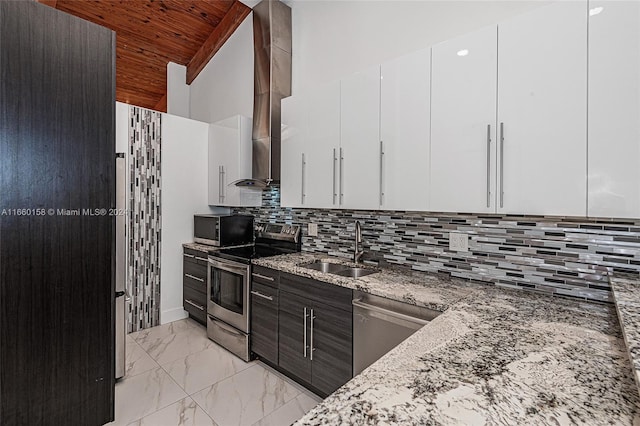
[
  {"left": 253, "top": 253, "right": 640, "bottom": 425},
  {"left": 610, "top": 274, "right": 640, "bottom": 397}
]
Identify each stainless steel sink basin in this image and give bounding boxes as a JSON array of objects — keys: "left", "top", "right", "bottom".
[
  {"left": 333, "top": 267, "right": 377, "bottom": 278},
  {"left": 303, "top": 261, "right": 348, "bottom": 274}
]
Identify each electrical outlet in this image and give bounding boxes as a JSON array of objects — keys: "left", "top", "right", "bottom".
[
  {"left": 449, "top": 232, "right": 469, "bottom": 252},
  {"left": 308, "top": 223, "right": 318, "bottom": 237}
]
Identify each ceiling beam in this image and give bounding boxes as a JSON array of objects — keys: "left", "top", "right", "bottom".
[{"left": 186, "top": 0, "right": 251, "bottom": 84}]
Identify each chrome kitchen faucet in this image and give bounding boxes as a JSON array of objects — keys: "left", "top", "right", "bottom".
[{"left": 354, "top": 220, "right": 364, "bottom": 264}]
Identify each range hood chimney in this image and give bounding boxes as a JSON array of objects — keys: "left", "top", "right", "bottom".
[{"left": 235, "top": 0, "right": 291, "bottom": 189}]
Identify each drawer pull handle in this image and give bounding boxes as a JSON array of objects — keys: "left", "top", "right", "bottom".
[
  {"left": 185, "top": 274, "right": 204, "bottom": 283},
  {"left": 195, "top": 257, "right": 208, "bottom": 262},
  {"left": 185, "top": 299, "right": 204, "bottom": 311},
  {"left": 183, "top": 254, "right": 195, "bottom": 258},
  {"left": 252, "top": 273, "right": 274, "bottom": 282},
  {"left": 250, "top": 290, "right": 274, "bottom": 301}
]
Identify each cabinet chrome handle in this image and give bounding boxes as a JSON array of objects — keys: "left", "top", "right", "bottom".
[
  {"left": 303, "top": 307, "right": 308, "bottom": 358},
  {"left": 310, "top": 308, "right": 316, "bottom": 361},
  {"left": 220, "top": 165, "right": 226, "bottom": 202},
  {"left": 379, "top": 141, "right": 384, "bottom": 206},
  {"left": 486, "top": 124, "right": 491, "bottom": 208},
  {"left": 184, "top": 299, "right": 204, "bottom": 311},
  {"left": 218, "top": 165, "right": 223, "bottom": 203},
  {"left": 195, "top": 257, "right": 208, "bottom": 262},
  {"left": 339, "top": 148, "right": 344, "bottom": 205},
  {"left": 250, "top": 290, "right": 273, "bottom": 301},
  {"left": 185, "top": 274, "right": 204, "bottom": 283},
  {"left": 252, "top": 273, "right": 274, "bottom": 282},
  {"left": 332, "top": 148, "right": 337, "bottom": 205},
  {"left": 499, "top": 122, "right": 504, "bottom": 208},
  {"left": 301, "top": 153, "right": 306, "bottom": 205},
  {"left": 183, "top": 253, "right": 195, "bottom": 259}
]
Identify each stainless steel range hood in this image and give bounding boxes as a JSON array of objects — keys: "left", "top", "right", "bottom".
[{"left": 235, "top": 0, "right": 291, "bottom": 189}]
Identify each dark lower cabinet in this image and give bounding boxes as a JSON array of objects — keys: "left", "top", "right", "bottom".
[
  {"left": 183, "top": 248, "right": 208, "bottom": 325},
  {"left": 277, "top": 273, "right": 353, "bottom": 397},
  {"left": 0, "top": 2, "right": 115, "bottom": 425},
  {"left": 278, "top": 291, "right": 313, "bottom": 383},
  {"left": 251, "top": 266, "right": 280, "bottom": 365},
  {"left": 309, "top": 300, "right": 353, "bottom": 395},
  {"left": 251, "top": 281, "right": 280, "bottom": 365}
]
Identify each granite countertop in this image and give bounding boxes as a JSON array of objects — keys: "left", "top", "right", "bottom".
[
  {"left": 610, "top": 274, "right": 640, "bottom": 395},
  {"left": 253, "top": 253, "right": 640, "bottom": 425},
  {"left": 182, "top": 242, "right": 216, "bottom": 253}
]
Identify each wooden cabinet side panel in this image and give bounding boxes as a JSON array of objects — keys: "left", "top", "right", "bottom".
[{"left": 0, "top": 2, "right": 115, "bottom": 424}]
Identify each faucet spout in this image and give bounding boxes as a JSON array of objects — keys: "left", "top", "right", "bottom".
[{"left": 354, "top": 220, "right": 364, "bottom": 263}]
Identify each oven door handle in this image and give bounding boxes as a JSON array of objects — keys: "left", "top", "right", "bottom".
[{"left": 208, "top": 258, "right": 249, "bottom": 275}]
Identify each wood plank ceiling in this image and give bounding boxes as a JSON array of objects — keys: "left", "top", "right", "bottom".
[{"left": 37, "top": 0, "right": 251, "bottom": 112}]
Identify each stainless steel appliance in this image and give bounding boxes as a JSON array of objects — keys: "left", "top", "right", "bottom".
[
  {"left": 352, "top": 291, "right": 440, "bottom": 375},
  {"left": 194, "top": 214, "right": 254, "bottom": 247},
  {"left": 115, "top": 153, "right": 127, "bottom": 379},
  {"left": 207, "top": 223, "right": 301, "bottom": 361}
]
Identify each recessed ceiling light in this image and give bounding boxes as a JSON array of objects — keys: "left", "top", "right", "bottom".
[
  {"left": 589, "top": 6, "right": 603, "bottom": 16},
  {"left": 457, "top": 49, "right": 469, "bottom": 57}
]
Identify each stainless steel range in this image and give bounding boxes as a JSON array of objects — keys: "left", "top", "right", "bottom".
[{"left": 207, "top": 223, "right": 301, "bottom": 361}]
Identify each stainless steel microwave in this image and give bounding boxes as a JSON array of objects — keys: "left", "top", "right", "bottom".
[{"left": 193, "top": 214, "right": 254, "bottom": 247}]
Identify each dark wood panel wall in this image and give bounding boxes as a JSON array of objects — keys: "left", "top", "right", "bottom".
[{"left": 0, "top": 2, "right": 115, "bottom": 425}]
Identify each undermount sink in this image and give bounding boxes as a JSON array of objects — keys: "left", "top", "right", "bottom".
[
  {"left": 302, "top": 260, "right": 378, "bottom": 279},
  {"left": 333, "top": 267, "right": 377, "bottom": 278},
  {"left": 303, "top": 261, "right": 348, "bottom": 274}
]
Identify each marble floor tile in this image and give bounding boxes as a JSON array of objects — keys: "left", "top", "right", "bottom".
[
  {"left": 130, "top": 318, "right": 199, "bottom": 345},
  {"left": 137, "top": 325, "right": 215, "bottom": 366},
  {"left": 192, "top": 364, "right": 301, "bottom": 426},
  {"left": 252, "top": 391, "right": 321, "bottom": 426},
  {"left": 162, "top": 345, "right": 254, "bottom": 395},
  {"left": 109, "top": 367, "right": 188, "bottom": 425},
  {"left": 125, "top": 338, "right": 159, "bottom": 378},
  {"left": 126, "top": 397, "right": 217, "bottom": 426}
]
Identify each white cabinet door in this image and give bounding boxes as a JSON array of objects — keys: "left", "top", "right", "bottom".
[
  {"left": 430, "top": 26, "right": 498, "bottom": 214},
  {"left": 281, "top": 95, "right": 305, "bottom": 208},
  {"left": 497, "top": 1, "right": 588, "bottom": 216},
  {"left": 380, "top": 48, "right": 431, "bottom": 211},
  {"left": 208, "top": 116, "right": 260, "bottom": 207},
  {"left": 588, "top": 0, "right": 640, "bottom": 218},
  {"left": 305, "top": 81, "right": 341, "bottom": 208},
  {"left": 340, "top": 65, "right": 381, "bottom": 210}
]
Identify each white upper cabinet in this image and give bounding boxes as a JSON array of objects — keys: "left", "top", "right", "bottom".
[
  {"left": 305, "top": 81, "right": 341, "bottom": 208},
  {"left": 588, "top": 0, "right": 640, "bottom": 218},
  {"left": 208, "top": 115, "right": 261, "bottom": 207},
  {"left": 281, "top": 81, "right": 340, "bottom": 209},
  {"left": 340, "top": 65, "right": 381, "bottom": 210},
  {"left": 280, "top": 95, "right": 305, "bottom": 208},
  {"left": 430, "top": 26, "right": 498, "bottom": 214},
  {"left": 497, "top": 1, "right": 588, "bottom": 216},
  {"left": 380, "top": 48, "right": 431, "bottom": 211}
]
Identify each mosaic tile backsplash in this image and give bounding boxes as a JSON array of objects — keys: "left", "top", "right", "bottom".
[
  {"left": 127, "top": 107, "right": 162, "bottom": 332},
  {"left": 235, "top": 186, "right": 640, "bottom": 303}
]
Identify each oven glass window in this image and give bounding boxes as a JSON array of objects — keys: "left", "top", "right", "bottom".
[{"left": 211, "top": 267, "right": 244, "bottom": 315}]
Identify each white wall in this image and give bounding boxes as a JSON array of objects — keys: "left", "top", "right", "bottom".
[
  {"left": 187, "top": 1, "right": 550, "bottom": 121},
  {"left": 167, "top": 62, "right": 190, "bottom": 118},
  {"left": 160, "top": 114, "right": 227, "bottom": 324},
  {"left": 115, "top": 101, "right": 129, "bottom": 153},
  {"left": 189, "top": 14, "right": 254, "bottom": 123}
]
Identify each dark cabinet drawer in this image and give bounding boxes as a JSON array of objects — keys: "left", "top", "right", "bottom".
[
  {"left": 280, "top": 272, "right": 352, "bottom": 312},
  {"left": 183, "top": 286, "right": 206, "bottom": 324},
  {"left": 183, "top": 261, "right": 207, "bottom": 293},
  {"left": 183, "top": 248, "right": 209, "bottom": 266},
  {"left": 252, "top": 265, "right": 279, "bottom": 289},
  {"left": 250, "top": 282, "right": 279, "bottom": 365}
]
